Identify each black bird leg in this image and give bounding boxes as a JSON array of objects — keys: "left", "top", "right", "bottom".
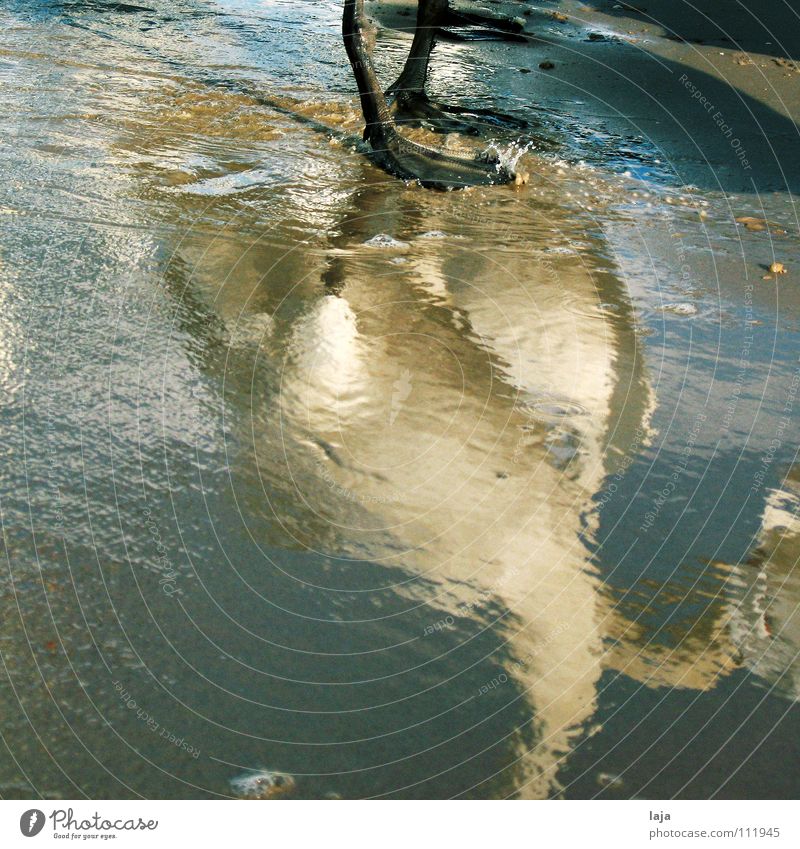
[
  {"left": 387, "top": 0, "right": 528, "bottom": 135},
  {"left": 341, "top": 0, "right": 517, "bottom": 188}
]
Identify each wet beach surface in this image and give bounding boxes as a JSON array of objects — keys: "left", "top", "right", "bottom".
[{"left": 0, "top": 0, "right": 799, "bottom": 798}]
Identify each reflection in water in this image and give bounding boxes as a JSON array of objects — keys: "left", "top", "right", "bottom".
[
  {"left": 0, "top": 0, "right": 798, "bottom": 800},
  {"left": 149, "top": 116, "right": 655, "bottom": 794},
  {"left": 728, "top": 471, "right": 800, "bottom": 702}
]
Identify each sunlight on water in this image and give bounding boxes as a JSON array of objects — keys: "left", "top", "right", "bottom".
[{"left": 0, "top": 0, "right": 798, "bottom": 802}]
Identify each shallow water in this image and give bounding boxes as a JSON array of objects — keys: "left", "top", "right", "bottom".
[{"left": 0, "top": 0, "right": 799, "bottom": 799}]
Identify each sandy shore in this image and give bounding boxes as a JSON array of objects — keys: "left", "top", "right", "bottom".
[
  {"left": 1, "top": 0, "right": 799, "bottom": 800},
  {"left": 369, "top": 0, "right": 800, "bottom": 195}
]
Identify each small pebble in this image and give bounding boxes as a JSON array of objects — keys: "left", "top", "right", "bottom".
[
  {"left": 735, "top": 215, "right": 766, "bottom": 231},
  {"left": 597, "top": 772, "right": 625, "bottom": 790}
]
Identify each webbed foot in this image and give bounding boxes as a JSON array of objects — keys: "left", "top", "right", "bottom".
[
  {"left": 366, "top": 124, "right": 521, "bottom": 189},
  {"left": 437, "top": 5, "right": 528, "bottom": 41},
  {"left": 391, "top": 91, "right": 528, "bottom": 136}
]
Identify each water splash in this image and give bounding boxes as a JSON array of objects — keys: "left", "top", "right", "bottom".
[{"left": 483, "top": 139, "right": 535, "bottom": 175}]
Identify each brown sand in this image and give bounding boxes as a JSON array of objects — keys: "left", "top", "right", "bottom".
[{"left": 369, "top": 0, "right": 800, "bottom": 194}]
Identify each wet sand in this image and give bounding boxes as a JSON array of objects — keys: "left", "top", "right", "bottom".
[
  {"left": 0, "top": 0, "right": 798, "bottom": 800},
  {"left": 369, "top": 0, "right": 800, "bottom": 375},
  {"left": 372, "top": 0, "right": 799, "bottom": 193}
]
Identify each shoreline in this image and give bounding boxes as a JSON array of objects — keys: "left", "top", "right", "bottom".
[{"left": 369, "top": 0, "right": 800, "bottom": 195}]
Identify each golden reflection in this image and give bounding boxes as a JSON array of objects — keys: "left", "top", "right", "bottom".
[
  {"left": 600, "top": 469, "right": 800, "bottom": 701},
  {"left": 160, "top": 169, "right": 656, "bottom": 796},
  {"left": 118, "top": 71, "right": 660, "bottom": 794},
  {"left": 90, "top": 29, "right": 788, "bottom": 798},
  {"left": 728, "top": 470, "right": 800, "bottom": 701},
  {"left": 4, "top": 0, "right": 797, "bottom": 802},
  {"left": 115, "top": 67, "right": 794, "bottom": 798}
]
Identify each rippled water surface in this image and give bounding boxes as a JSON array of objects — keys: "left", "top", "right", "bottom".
[{"left": 1, "top": 0, "right": 799, "bottom": 799}]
